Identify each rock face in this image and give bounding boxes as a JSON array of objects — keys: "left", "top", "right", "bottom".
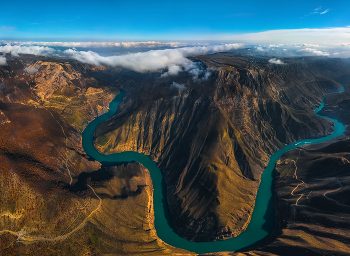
[{"left": 94, "top": 54, "right": 350, "bottom": 241}]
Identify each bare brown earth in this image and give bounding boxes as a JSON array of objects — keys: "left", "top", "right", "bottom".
[
  {"left": 1, "top": 56, "right": 120, "bottom": 132},
  {"left": 0, "top": 55, "right": 192, "bottom": 255}
]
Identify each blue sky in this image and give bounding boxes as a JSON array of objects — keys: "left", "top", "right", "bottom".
[{"left": 0, "top": 0, "right": 349, "bottom": 40}]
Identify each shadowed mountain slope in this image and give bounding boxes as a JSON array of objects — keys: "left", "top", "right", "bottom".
[{"left": 94, "top": 55, "right": 350, "bottom": 241}]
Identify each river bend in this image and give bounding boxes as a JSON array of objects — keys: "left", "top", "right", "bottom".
[{"left": 82, "top": 85, "right": 345, "bottom": 254}]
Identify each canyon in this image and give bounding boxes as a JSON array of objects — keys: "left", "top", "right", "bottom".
[
  {"left": 0, "top": 52, "right": 349, "bottom": 255},
  {"left": 94, "top": 53, "right": 349, "bottom": 242}
]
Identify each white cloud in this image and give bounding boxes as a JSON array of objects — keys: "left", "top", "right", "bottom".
[
  {"left": 170, "top": 82, "right": 186, "bottom": 90},
  {"left": 222, "top": 27, "right": 350, "bottom": 44},
  {"left": 119, "top": 41, "right": 185, "bottom": 48},
  {"left": 0, "top": 43, "right": 243, "bottom": 76},
  {"left": 4, "top": 38, "right": 350, "bottom": 77},
  {"left": 0, "top": 45, "right": 56, "bottom": 57},
  {"left": 160, "top": 61, "right": 213, "bottom": 81},
  {"left": 0, "top": 56, "right": 7, "bottom": 66},
  {"left": 298, "top": 47, "right": 329, "bottom": 56},
  {"left": 2, "top": 41, "right": 187, "bottom": 49},
  {"left": 63, "top": 43, "right": 243, "bottom": 73},
  {"left": 311, "top": 6, "right": 322, "bottom": 14},
  {"left": 302, "top": 43, "right": 320, "bottom": 47},
  {"left": 309, "top": 6, "right": 330, "bottom": 15},
  {"left": 250, "top": 42, "right": 350, "bottom": 58},
  {"left": 268, "top": 58, "right": 284, "bottom": 65},
  {"left": 24, "top": 66, "right": 39, "bottom": 74},
  {"left": 161, "top": 65, "right": 182, "bottom": 77},
  {"left": 183, "top": 62, "right": 212, "bottom": 81},
  {"left": 63, "top": 48, "right": 188, "bottom": 72}
]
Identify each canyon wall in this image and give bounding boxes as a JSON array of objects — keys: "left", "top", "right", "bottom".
[{"left": 94, "top": 55, "right": 350, "bottom": 241}]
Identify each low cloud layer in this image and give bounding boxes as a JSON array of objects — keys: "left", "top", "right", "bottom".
[
  {"left": 62, "top": 44, "right": 242, "bottom": 79},
  {"left": 24, "top": 66, "right": 39, "bottom": 74},
  {"left": 252, "top": 42, "right": 350, "bottom": 58},
  {"left": 224, "top": 27, "right": 350, "bottom": 44},
  {"left": 268, "top": 58, "right": 284, "bottom": 64},
  {"left": 2, "top": 41, "right": 187, "bottom": 49},
  {"left": 0, "top": 42, "right": 243, "bottom": 81},
  {"left": 62, "top": 43, "right": 243, "bottom": 73},
  {"left": 171, "top": 82, "right": 186, "bottom": 90},
  {"left": 1, "top": 39, "right": 350, "bottom": 80},
  {"left": 298, "top": 47, "right": 330, "bottom": 56},
  {"left": 161, "top": 65, "right": 182, "bottom": 77},
  {"left": 0, "top": 56, "right": 6, "bottom": 65},
  {"left": 0, "top": 45, "right": 55, "bottom": 57}
]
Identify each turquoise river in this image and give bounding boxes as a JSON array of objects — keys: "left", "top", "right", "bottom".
[{"left": 82, "top": 85, "right": 345, "bottom": 254}]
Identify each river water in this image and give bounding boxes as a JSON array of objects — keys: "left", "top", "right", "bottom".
[{"left": 82, "top": 86, "right": 345, "bottom": 254}]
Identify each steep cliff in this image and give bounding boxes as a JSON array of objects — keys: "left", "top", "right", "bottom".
[
  {"left": 207, "top": 60, "right": 350, "bottom": 256},
  {"left": 94, "top": 55, "right": 350, "bottom": 241}
]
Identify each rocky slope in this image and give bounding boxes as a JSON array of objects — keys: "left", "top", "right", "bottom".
[
  {"left": 318, "top": 75, "right": 350, "bottom": 134},
  {"left": 0, "top": 55, "right": 120, "bottom": 132},
  {"left": 1, "top": 53, "right": 350, "bottom": 255},
  {"left": 0, "top": 55, "right": 191, "bottom": 255},
  {"left": 94, "top": 54, "right": 350, "bottom": 241},
  {"left": 250, "top": 135, "right": 350, "bottom": 256},
  {"left": 206, "top": 71, "right": 350, "bottom": 256}
]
